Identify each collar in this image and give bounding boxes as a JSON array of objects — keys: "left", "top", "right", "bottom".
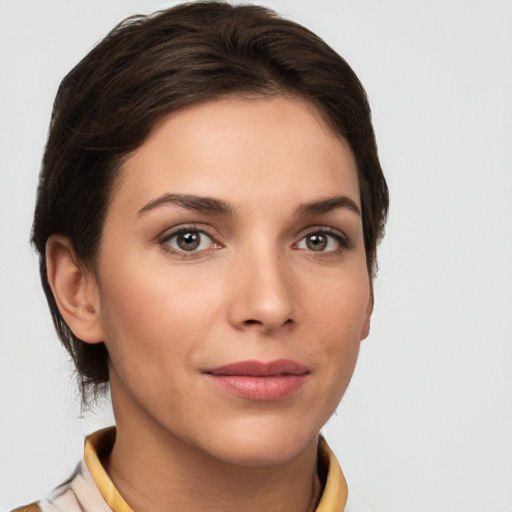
[
  {"left": 316, "top": 436, "right": 348, "bottom": 511},
  {"left": 84, "top": 428, "right": 133, "bottom": 512},
  {"left": 84, "top": 427, "right": 347, "bottom": 511}
]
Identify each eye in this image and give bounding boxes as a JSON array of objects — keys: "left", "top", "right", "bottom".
[
  {"left": 163, "top": 228, "right": 217, "bottom": 253},
  {"left": 296, "top": 230, "right": 347, "bottom": 252}
]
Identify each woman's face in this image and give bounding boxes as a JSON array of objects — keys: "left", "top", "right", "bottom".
[{"left": 93, "top": 96, "right": 372, "bottom": 465}]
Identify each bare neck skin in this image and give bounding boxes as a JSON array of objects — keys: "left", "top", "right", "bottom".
[{"left": 104, "top": 376, "right": 322, "bottom": 512}]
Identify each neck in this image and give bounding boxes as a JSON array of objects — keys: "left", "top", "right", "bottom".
[
  {"left": 104, "top": 406, "right": 322, "bottom": 512},
  {"left": 104, "top": 425, "right": 321, "bottom": 512}
]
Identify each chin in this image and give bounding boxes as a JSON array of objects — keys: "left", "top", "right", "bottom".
[{"left": 196, "top": 420, "right": 320, "bottom": 467}]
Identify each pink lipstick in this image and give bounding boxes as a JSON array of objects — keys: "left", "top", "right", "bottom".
[{"left": 204, "top": 359, "right": 309, "bottom": 400}]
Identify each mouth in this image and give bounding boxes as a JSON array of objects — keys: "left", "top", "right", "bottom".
[{"left": 204, "top": 359, "right": 309, "bottom": 401}]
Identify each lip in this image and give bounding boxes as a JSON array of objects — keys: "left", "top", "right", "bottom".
[{"left": 204, "top": 359, "right": 309, "bottom": 401}]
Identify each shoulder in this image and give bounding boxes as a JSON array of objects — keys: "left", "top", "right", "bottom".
[
  {"left": 9, "top": 459, "right": 111, "bottom": 512},
  {"left": 10, "top": 504, "right": 41, "bottom": 512}
]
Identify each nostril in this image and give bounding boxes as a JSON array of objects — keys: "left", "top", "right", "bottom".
[
  {"left": 242, "top": 317, "right": 294, "bottom": 330},
  {"left": 244, "top": 319, "right": 262, "bottom": 326}
]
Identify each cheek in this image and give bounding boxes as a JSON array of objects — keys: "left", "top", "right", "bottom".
[
  {"left": 301, "top": 268, "right": 370, "bottom": 379},
  {"left": 96, "top": 262, "right": 223, "bottom": 377},
  {"left": 304, "top": 265, "right": 371, "bottom": 334}
]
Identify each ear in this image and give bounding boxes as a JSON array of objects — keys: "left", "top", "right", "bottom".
[
  {"left": 360, "top": 287, "right": 374, "bottom": 341},
  {"left": 46, "top": 235, "right": 104, "bottom": 344}
]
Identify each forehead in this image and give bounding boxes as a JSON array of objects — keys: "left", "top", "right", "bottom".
[{"left": 112, "top": 95, "right": 360, "bottom": 212}]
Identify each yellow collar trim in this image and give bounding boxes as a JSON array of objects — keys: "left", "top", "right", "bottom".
[
  {"left": 316, "top": 436, "right": 348, "bottom": 511},
  {"left": 84, "top": 428, "right": 347, "bottom": 512},
  {"left": 84, "top": 427, "right": 134, "bottom": 512}
]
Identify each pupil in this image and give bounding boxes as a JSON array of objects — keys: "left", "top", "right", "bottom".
[
  {"left": 178, "top": 232, "right": 200, "bottom": 251},
  {"left": 307, "top": 234, "right": 327, "bottom": 251}
]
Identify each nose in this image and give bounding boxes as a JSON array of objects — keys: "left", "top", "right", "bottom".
[{"left": 227, "top": 247, "right": 297, "bottom": 335}]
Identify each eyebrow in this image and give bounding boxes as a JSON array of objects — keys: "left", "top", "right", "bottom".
[
  {"left": 137, "top": 193, "right": 360, "bottom": 218},
  {"left": 138, "top": 193, "right": 235, "bottom": 216},
  {"left": 295, "top": 195, "right": 361, "bottom": 217}
]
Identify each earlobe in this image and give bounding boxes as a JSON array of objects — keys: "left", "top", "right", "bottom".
[
  {"left": 360, "top": 289, "right": 374, "bottom": 341},
  {"left": 46, "top": 235, "right": 104, "bottom": 344}
]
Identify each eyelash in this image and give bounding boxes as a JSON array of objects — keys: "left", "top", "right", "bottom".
[
  {"left": 295, "top": 228, "right": 351, "bottom": 254},
  {"left": 158, "top": 225, "right": 350, "bottom": 258},
  {"left": 160, "top": 225, "right": 220, "bottom": 257}
]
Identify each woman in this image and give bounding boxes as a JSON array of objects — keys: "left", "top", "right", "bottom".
[{"left": 16, "top": 2, "right": 388, "bottom": 511}]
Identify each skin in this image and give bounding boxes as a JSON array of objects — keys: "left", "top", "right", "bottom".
[{"left": 47, "top": 96, "right": 372, "bottom": 512}]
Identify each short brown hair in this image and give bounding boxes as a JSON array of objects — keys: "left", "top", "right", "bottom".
[{"left": 32, "top": 1, "right": 389, "bottom": 401}]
